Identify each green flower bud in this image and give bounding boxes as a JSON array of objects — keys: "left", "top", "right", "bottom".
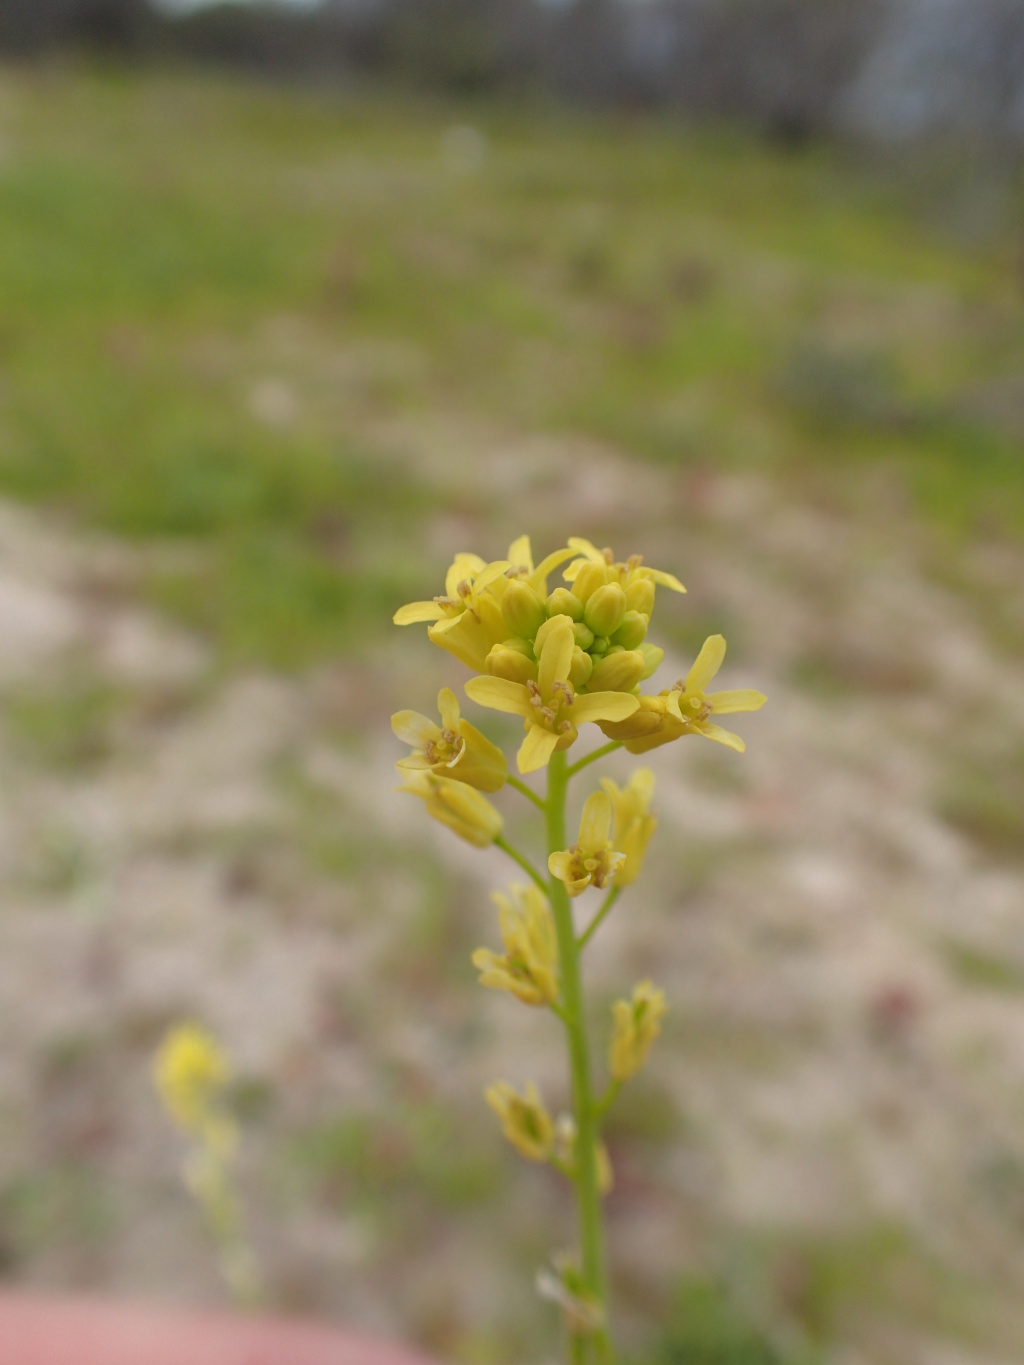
[
  {"left": 625, "top": 578, "right": 655, "bottom": 616},
  {"left": 569, "top": 646, "right": 594, "bottom": 689},
  {"left": 547, "top": 588, "right": 584, "bottom": 622},
  {"left": 486, "top": 643, "right": 538, "bottom": 684},
  {"left": 501, "top": 579, "right": 547, "bottom": 640},
  {"left": 572, "top": 622, "right": 595, "bottom": 650},
  {"left": 590, "top": 636, "right": 609, "bottom": 656},
  {"left": 573, "top": 561, "right": 607, "bottom": 605},
  {"left": 583, "top": 583, "right": 628, "bottom": 638},
  {"left": 587, "top": 649, "right": 645, "bottom": 693},
  {"left": 612, "top": 610, "right": 648, "bottom": 651},
  {"left": 638, "top": 643, "right": 664, "bottom": 680}
]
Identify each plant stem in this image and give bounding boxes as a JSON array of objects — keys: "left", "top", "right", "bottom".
[
  {"left": 566, "top": 741, "right": 622, "bottom": 780},
  {"left": 546, "top": 750, "right": 611, "bottom": 1362},
  {"left": 578, "top": 887, "right": 621, "bottom": 951},
  {"left": 508, "top": 774, "right": 546, "bottom": 812},
  {"left": 494, "top": 835, "right": 548, "bottom": 895}
]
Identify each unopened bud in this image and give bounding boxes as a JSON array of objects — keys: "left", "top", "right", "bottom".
[
  {"left": 547, "top": 587, "right": 584, "bottom": 622},
  {"left": 501, "top": 579, "right": 547, "bottom": 640},
  {"left": 568, "top": 647, "right": 594, "bottom": 689},
  {"left": 486, "top": 643, "right": 537, "bottom": 684},
  {"left": 590, "top": 636, "right": 609, "bottom": 656},
  {"left": 583, "top": 583, "right": 627, "bottom": 638},
  {"left": 612, "top": 610, "right": 648, "bottom": 651},
  {"left": 573, "top": 561, "right": 607, "bottom": 605},
  {"left": 625, "top": 578, "right": 655, "bottom": 616},
  {"left": 588, "top": 649, "right": 645, "bottom": 693},
  {"left": 572, "top": 622, "right": 595, "bottom": 650},
  {"left": 638, "top": 643, "right": 664, "bottom": 679}
]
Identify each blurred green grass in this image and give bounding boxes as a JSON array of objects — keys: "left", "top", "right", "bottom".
[{"left": 1, "top": 65, "right": 1022, "bottom": 668}]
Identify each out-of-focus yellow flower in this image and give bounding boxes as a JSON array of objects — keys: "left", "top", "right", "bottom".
[
  {"left": 154, "top": 1024, "right": 230, "bottom": 1133},
  {"left": 563, "top": 538, "right": 686, "bottom": 596},
  {"left": 600, "top": 769, "right": 657, "bottom": 887},
  {"left": 465, "top": 616, "right": 639, "bottom": 773},
  {"left": 485, "top": 1081, "right": 554, "bottom": 1162},
  {"left": 599, "top": 635, "right": 765, "bottom": 754},
  {"left": 397, "top": 768, "right": 503, "bottom": 847},
  {"left": 554, "top": 1115, "right": 614, "bottom": 1195},
  {"left": 472, "top": 883, "right": 559, "bottom": 1006},
  {"left": 609, "top": 981, "right": 667, "bottom": 1083},
  {"left": 392, "top": 687, "right": 507, "bottom": 792},
  {"left": 548, "top": 790, "right": 625, "bottom": 897}
]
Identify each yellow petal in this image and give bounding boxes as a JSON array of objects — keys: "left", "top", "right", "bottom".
[
  {"left": 507, "top": 535, "right": 533, "bottom": 572},
  {"left": 394, "top": 600, "right": 445, "bottom": 626},
  {"left": 465, "top": 676, "right": 531, "bottom": 716},
  {"left": 695, "top": 720, "right": 745, "bottom": 753},
  {"left": 528, "top": 546, "right": 577, "bottom": 594},
  {"left": 568, "top": 537, "right": 603, "bottom": 561},
  {"left": 391, "top": 709, "right": 441, "bottom": 747},
  {"left": 642, "top": 568, "right": 686, "bottom": 593},
  {"left": 578, "top": 790, "right": 612, "bottom": 852},
  {"left": 475, "top": 560, "right": 513, "bottom": 593},
  {"left": 538, "top": 618, "right": 575, "bottom": 698},
  {"left": 438, "top": 687, "right": 461, "bottom": 731},
  {"left": 445, "top": 553, "right": 487, "bottom": 599},
  {"left": 706, "top": 689, "right": 767, "bottom": 715},
  {"left": 571, "top": 692, "right": 640, "bottom": 723},
  {"left": 685, "top": 635, "right": 726, "bottom": 695},
  {"left": 429, "top": 613, "right": 464, "bottom": 636},
  {"left": 518, "top": 725, "right": 561, "bottom": 773}
]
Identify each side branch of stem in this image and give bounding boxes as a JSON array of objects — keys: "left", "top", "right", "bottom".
[{"left": 494, "top": 836, "right": 548, "bottom": 894}]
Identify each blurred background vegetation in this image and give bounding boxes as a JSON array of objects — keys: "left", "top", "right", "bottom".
[{"left": 1, "top": 5, "right": 1024, "bottom": 1364}]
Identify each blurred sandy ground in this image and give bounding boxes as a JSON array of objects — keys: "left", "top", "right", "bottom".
[{"left": 0, "top": 62, "right": 1022, "bottom": 1365}]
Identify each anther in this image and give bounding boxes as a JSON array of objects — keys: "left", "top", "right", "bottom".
[
  {"left": 602, "top": 547, "right": 614, "bottom": 564},
  {"left": 627, "top": 554, "right": 643, "bottom": 570},
  {"left": 457, "top": 580, "right": 472, "bottom": 599}
]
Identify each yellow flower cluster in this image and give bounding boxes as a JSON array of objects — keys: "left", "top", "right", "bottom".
[
  {"left": 473, "top": 883, "right": 559, "bottom": 1006},
  {"left": 395, "top": 535, "right": 700, "bottom": 775},
  {"left": 609, "top": 981, "right": 667, "bottom": 1083}
]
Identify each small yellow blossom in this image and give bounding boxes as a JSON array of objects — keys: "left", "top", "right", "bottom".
[
  {"left": 154, "top": 1024, "right": 230, "bottom": 1133},
  {"left": 394, "top": 553, "right": 510, "bottom": 672},
  {"left": 397, "top": 768, "right": 503, "bottom": 846},
  {"left": 610, "top": 981, "right": 667, "bottom": 1083},
  {"left": 600, "top": 769, "right": 657, "bottom": 887},
  {"left": 392, "top": 687, "right": 507, "bottom": 793},
  {"left": 554, "top": 1115, "right": 614, "bottom": 1195},
  {"left": 485, "top": 1081, "right": 554, "bottom": 1162},
  {"left": 548, "top": 790, "right": 625, "bottom": 897},
  {"left": 562, "top": 538, "right": 686, "bottom": 596},
  {"left": 599, "top": 635, "right": 765, "bottom": 754},
  {"left": 465, "top": 616, "right": 639, "bottom": 773},
  {"left": 472, "top": 883, "right": 559, "bottom": 1006}
]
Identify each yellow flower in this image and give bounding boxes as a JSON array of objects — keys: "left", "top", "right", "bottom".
[
  {"left": 610, "top": 981, "right": 667, "bottom": 1083},
  {"left": 600, "top": 635, "right": 766, "bottom": 754},
  {"left": 397, "top": 768, "right": 503, "bottom": 846},
  {"left": 600, "top": 768, "right": 657, "bottom": 887},
  {"left": 465, "top": 616, "right": 639, "bottom": 773},
  {"left": 472, "top": 883, "right": 559, "bottom": 1006},
  {"left": 392, "top": 687, "right": 507, "bottom": 793},
  {"left": 548, "top": 789, "right": 625, "bottom": 897},
  {"left": 394, "top": 552, "right": 510, "bottom": 672},
  {"left": 485, "top": 1081, "right": 554, "bottom": 1162},
  {"left": 562, "top": 538, "right": 686, "bottom": 597},
  {"left": 154, "top": 1024, "right": 230, "bottom": 1133}
]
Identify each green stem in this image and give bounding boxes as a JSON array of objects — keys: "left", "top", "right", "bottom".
[
  {"left": 595, "top": 1080, "right": 622, "bottom": 1124},
  {"left": 508, "top": 774, "right": 546, "bottom": 812},
  {"left": 566, "top": 741, "right": 622, "bottom": 780},
  {"left": 578, "top": 887, "right": 621, "bottom": 951},
  {"left": 494, "top": 835, "right": 548, "bottom": 895},
  {"left": 546, "top": 750, "right": 612, "bottom": 1362}
]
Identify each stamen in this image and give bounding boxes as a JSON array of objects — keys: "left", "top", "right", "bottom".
[
  {"left": 558, "top": 720, "right": 572, "bottom": 733},
  {"left": 540, "top": 707, "right": 556, "bottom": 724},
  {"left": 627, "top": 554, "right": 643, "bottom": 571},
  {"left": 434, "top": 595, "right": 457, "bottom": 609},
  {"left": 602, "top": 547, "right": 614, "bottom": 564},
  {"left": 457, "top": 580, "right": 472, "bottom": 599}
]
